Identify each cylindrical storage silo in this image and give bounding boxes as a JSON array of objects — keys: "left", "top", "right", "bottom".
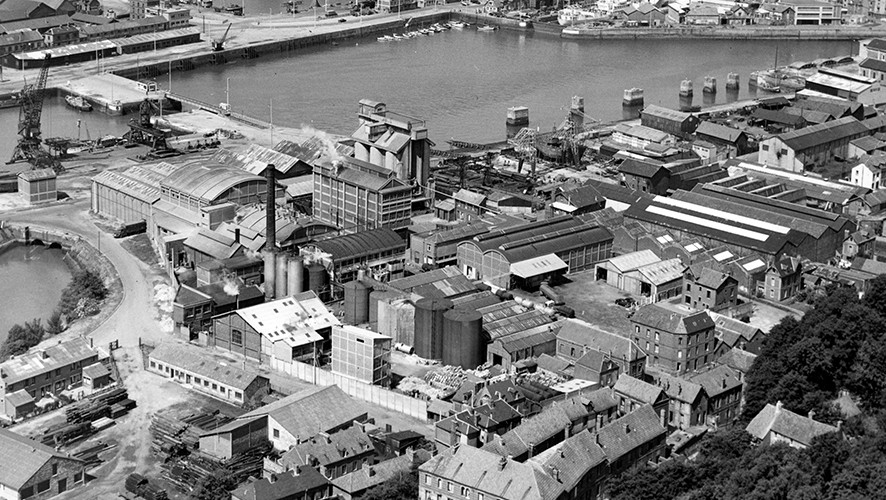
[
  {"left": 369, "top": 289, "right": 386, "bottom": 325},
  {"left": 413, "top": 297, "right": 453, "bottom": 361},
  {"left": 307, "top": 263, "right": 329, "bottom": 301},
  {"left": 288, "top": 255, "right": 304, "bottom": 295},
  {"left": 343, "top": 280, "right": 372, "bottom": 325},
  {"left": 275, "top": 253, "right": 288, "bottom": 298},
  {"left": 443, "top": 308, "right": 484, "bottom": 369}
]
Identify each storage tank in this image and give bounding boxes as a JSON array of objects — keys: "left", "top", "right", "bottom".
[
  {"left": 413, "top": 297, "right": 453, "bottom": 360},
  {"left": 343, "top": 280, "right": 372, "bottom": 325},
  {"left": 275, "top": 253, "right": 288, "bottom": 298},
  {"left": 307, "top": 263, "right": 329, "bottom": 300},
  {"left": 288, "top": 255, "right": 304, "bottom": 295},
  {"left": 442, "top": 307, "right": 484, "bottom": 369}
]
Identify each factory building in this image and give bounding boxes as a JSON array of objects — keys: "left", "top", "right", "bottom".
[
  {"left": 353, "top": 99, "right": 430, "bottom": 191},
  {"left": 312, "top": 158, "right": 413, "bottom": 233},
  {"left": 408, "top": 214, "right": 524, "bottom": 269},
  {"left": 625, "top": 194, "right": 809, "bottom": 262},
  {"left": 331, "top": 325, "right": 392, "bottom": 387},
  {"left": 212, "top": 144, "right": 307, "bottom": 180},
  {"left": 211, "top": 291, "right": 339, "bottom": 363},
  {"left": 300, "top": 227, "right": 407, "bottom": 289},
  {"left": 682, "top": 184, "right": 855, "bottom": 263},
  {"left": 172, "top": 279, "right": 264, "bottom": 340},
  {"left": 456, "top": 216, "right": 613, "bottom": 290},
  {"left": 640, "top": 105, "right": 700, "bottom": 138},
  {"left": 91, "top": 162, "right": 184, "bottom": 224},
  {"left": 757, "top": 116, "right": 870, "bottom": 173}
]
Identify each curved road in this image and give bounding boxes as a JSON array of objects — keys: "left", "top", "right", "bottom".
[{"left": 0, "top": 198, "right": 164, "bottom": 349}]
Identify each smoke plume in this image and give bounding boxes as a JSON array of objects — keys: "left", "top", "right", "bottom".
[
  {"left": 300, "top": 125, "right": 343, "bottom": 163},
  {"left": 223, "top": 276, "right": 240, "bottom": 296}
]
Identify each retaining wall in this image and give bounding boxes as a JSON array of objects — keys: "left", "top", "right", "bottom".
[{"left": 269, "top": 357, "right": 429, "bottom": 421}]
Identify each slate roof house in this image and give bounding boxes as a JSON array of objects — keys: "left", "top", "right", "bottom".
[
  {"left": 746, "top": 401, "right": 840, "bottom": 449},
  {"left": 0, "top": 427, "right": 87, "bottom": 499}
]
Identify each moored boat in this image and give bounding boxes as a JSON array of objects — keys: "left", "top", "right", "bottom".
[
  {"left": 477, "top": 24, "right": 498, "bottom": 31},
  {"left": 65, "top": 95, "right": 92, "bottom": 112}
]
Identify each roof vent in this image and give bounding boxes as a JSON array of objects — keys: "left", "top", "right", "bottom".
[{"left": 625, "top": 424, "right": 631, "bottom": 434}]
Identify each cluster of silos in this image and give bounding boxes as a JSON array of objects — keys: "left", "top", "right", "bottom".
[
  {"left": 442, "top": 308, "right": 485, "bottom": 370},
  {"left": 414, "top": 297, "right": 453, "bottom": 361},
  {"left": 343, "top": 280, "right": 373, "bottom": 325},
  {"left": 306, "top": 262, "right": 329, "bottom": 301},
  {"left": 263, "top": 253, "right": 305, "bottom": 301},
  {"left": 371, "top": 290, "right": 414, "bottom": 345}
]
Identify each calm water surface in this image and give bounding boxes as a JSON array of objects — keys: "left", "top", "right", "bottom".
[
  {"left": 0, "top": 245, "right": 72, "bottom": 345},
  {"left": 0, "top": 30, "right": 852, "bottom": 159}
]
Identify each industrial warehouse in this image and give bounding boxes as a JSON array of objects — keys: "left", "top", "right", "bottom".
[{"left": 4, "top": 18, "right": 886, "bottom": 495}]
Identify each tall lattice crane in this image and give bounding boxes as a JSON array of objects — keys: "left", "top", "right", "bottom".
[
  {"left": 508, "top": 127, "right": 538, "bottom": 176},
  {"left": 9, "top": 54, "right": 62, "bottom": 172}
]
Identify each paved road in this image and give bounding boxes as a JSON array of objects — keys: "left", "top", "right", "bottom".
[{"left": 0, "top": 198, "right": 165, "bottom": 349}]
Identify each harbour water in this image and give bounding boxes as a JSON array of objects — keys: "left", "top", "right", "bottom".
[
  {"left": 0, "top": 244, "right": 72, "bottom": 345},
  {"left": 0, "top": 30, "right": 851, "bottom": 159}
]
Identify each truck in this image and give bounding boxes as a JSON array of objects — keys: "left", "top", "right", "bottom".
[{"left": 114, "top": 220, "right": 147, "bottom": 239}]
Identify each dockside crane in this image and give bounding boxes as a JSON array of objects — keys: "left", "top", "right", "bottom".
[
  {"left": 8, "top": 54, "right": 62, "bottom": 173},
  {"left": 508, "top": 127, "right": 538, "bottom": 176},
  {"left": 211, "top": 23, "right": 232, "bottom": 51}
]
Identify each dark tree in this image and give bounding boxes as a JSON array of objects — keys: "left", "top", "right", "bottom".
[
  {"left": 360, "top": 465, "right": 419, "bottom": 500},
  {"left": 0, "top": 319, "right": 45, "bottom": 360}
]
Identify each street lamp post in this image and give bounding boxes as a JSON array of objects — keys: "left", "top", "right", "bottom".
[{"left": 226, "top": 77, "right": 230, "bottom": 109}]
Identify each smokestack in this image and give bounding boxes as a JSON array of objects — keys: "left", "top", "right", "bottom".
[
  {"left": 266, "top": 164, "right": 277, "bottom": 248},
  {"left": 234, "top": 228, "right": 240, "bottom": 244},
  {"left": 263, "top": 164, "right": 278, "bottom": 301}
]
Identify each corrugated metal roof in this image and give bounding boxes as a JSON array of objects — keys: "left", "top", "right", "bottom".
[
  {"left": 510, "top": 253, "right": 568, "bottom": 279},
  {"left": 642, "top": 104, "right": 693, "bottom": 122},
  {"left": 310, "top": 227, "right": 404, "bottom": 262},
  {"left": 212, "top": 144, "right": 299, "bottom": 175},
  {"left": 604, "top": 249, "right": 660, "bottom": 273},
  {"left": 183, "top": 228, "right": 241, "bottom": 260},
  {"left": 161, "top": 164, "right": 264, "bottom": 203},
  {"left": 149, "top": 342, "right": 265, "bottom": 390},
  {"left": 776, "top": 116, "right": 869, "bottom": 152}
]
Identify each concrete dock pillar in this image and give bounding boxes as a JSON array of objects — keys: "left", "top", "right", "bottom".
[
  {"left": 679, "top": 80, "right": 693, "bottom": 97},
  {"left": 623, "top": 88, "right": 644, "bottom": 107},
  {"left": 507, "top": 106, "right": 529, "bottom": 127},
  {"left": 726, "top": 72, "right": 740, "bottom": 90},
  {"left": 703, "top": 76, "right": 716, "bottom": 94}
]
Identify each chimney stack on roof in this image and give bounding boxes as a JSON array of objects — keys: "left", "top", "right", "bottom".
[{"left": 498, "top": 455, "right": 507, "bottom": 471}]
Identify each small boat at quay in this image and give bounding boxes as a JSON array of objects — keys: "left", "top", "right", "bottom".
[{"left": 65, "top": 95, "right": 92, "bottom": 112}]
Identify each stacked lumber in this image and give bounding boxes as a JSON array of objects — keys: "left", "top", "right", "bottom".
[
  {"left": 124, "top": 473, "right": 168, "bottom": 500},
  {"left": 162, "top": 446, "right": 268, "bottom": 493},
  {"left": 40, "top": 422, "right": 92, "bottom": 447},
  {"left": 66, "top": 388, "right": 130, "bottom": 424},
  {"left": 72, "top": 441, "right": 115, "bottom": 466},
  {"left": 110, "top": 399, "right": 137, "bottom": 419}
]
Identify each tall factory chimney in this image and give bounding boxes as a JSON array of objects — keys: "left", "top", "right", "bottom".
[{"left": 263, "top": 164, "right": 277, "bottom": 301}]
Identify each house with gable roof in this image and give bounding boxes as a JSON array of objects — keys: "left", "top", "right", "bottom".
[
  {"left": 630, "top": 303, "right": 717, "bottom": 374},
  {"left": 419, "top": 445, "right": 567, "bottom": 500},
  {"left": 763, "top": 256, "right": 802, "bottom": 301},
  {"left": 647, "top": 369, "right": 707, "bottom": 430},
  {"left": 596, "top": 404, "right": 668, "bottom": 475},
  {"left": 746, "top": 401, "right": 840, "bottom": 449},
  {"left": 556, "top": 319, "right": 646, "bottom": 379},
  {"left": 0, "top": 427, "right": 87, "bottom": 500},
  {"left": 683, "top": 265, "right": 738, "bottom": 311},
  {"left": 612, "top": 373, "right": 668, "bottom": 427},
  {"left": 527, "top": 430, "right": 609, "bottom": 500},
  {"left": 481, "top": 397, "right": 591, "bottom": 462},
  {"left": 265, "top": 422, "right": 376, "bottom": 480},
  {"left": 689, "top": 364, "right": 743, "bottom": 427}
]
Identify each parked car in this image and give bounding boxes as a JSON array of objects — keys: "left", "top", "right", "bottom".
[{"left": 615, "top": 297, "right": 636, "bottom": 308}]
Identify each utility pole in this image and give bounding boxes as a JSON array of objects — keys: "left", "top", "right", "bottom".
[
  {"left": 168, "top": 60, "right": 172, "bottom": 91},
  {"left": 269, "top": 98, "right": 274, "bottom": 145}
]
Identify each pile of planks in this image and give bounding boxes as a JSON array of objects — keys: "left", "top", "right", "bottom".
[
  {"left": 40, "top": 421, "right": 92, "bottom": 447},
  {"left": 162, "top": 446, "right": 268, "bottom": 493},
  {"left": 149, "top": 410, "right": 234, "bottom": 462},
  {"left": 66, "top": 388, "right": 131, "bottom": 424},
  {"left": 72, "top": 440, "right": 116, "bottom": 467},
  {"left": 124, "top": 473, "right": 168, "bottom": 500}
]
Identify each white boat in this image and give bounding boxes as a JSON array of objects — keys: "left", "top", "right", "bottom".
[
  {"left": 451, "top": 21, "right": 466, "bottom": 28},
  {"left": 477, "top": 24, "right": 497, "bottom": 31},
  {"left": 558, "top": 6, "right": 599, "bottom": 25},
  {"left": 377, "top": 35, "right": 393, "bottom": 41}
]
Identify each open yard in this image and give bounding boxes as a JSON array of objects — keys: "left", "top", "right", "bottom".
[{"left": 554, "top": 269, "right": 636, "bottom": 337}]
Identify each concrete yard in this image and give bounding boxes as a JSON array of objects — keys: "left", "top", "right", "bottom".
[{"left": 554, "top": 269, "right": 636, "bottom": 337}]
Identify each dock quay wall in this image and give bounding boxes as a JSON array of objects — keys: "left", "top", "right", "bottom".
[
  {"left": 0, "top": 222, "right": 122, "bottom": 291},
  {"left": 558, "top": 25, "right": 886, "bottom": 40},
  {"left": 110, "top": 12, "right": 452, "bottom": 83}
]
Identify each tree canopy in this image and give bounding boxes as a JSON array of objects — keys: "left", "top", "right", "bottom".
[{"left": 608, "top": 277, "right": 886, "bottom": 500}]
